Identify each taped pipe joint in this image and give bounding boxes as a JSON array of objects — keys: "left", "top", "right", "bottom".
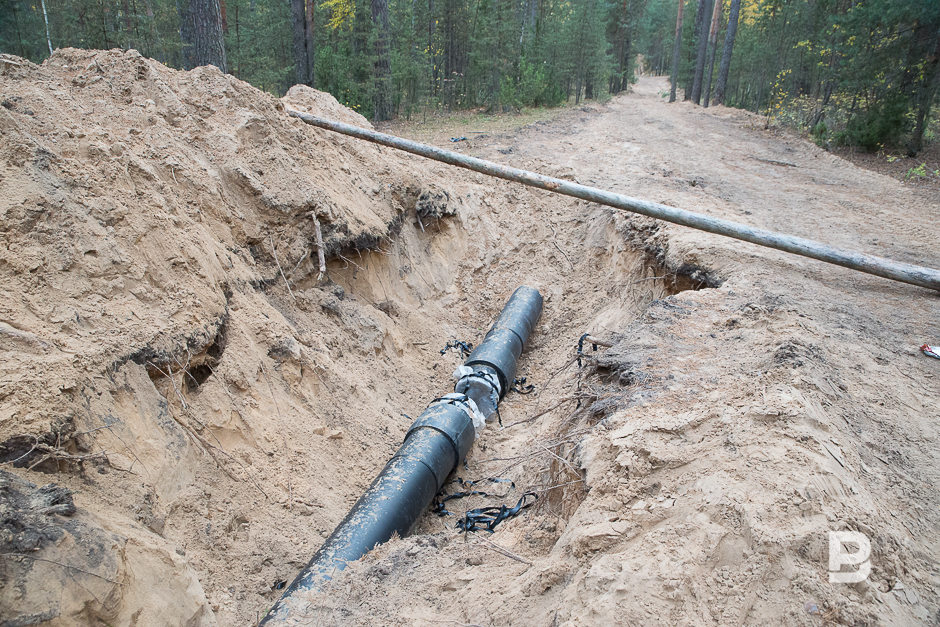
[
  {"left": 427, "top": 392, "right": 486, "bottom": 436},
  {"left": 261, "top": 286, "right": 543, "bottom": 624},
  {"left": 453, "top": 364, "right": 501, "bottom": 422}
]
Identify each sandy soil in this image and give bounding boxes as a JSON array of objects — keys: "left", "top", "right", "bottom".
[{"left": 1, "top": 50, "right": 938, "bottom": 626}]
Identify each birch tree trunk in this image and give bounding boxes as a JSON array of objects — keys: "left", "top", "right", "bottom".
[{"left": 39, "top": 0, "right": 53, "bottom": 55}]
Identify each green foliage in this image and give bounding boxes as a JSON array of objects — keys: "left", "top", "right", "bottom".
[
  {"left": 499, "top": 59, "right": 565, "bottom": 110},
  {"left": 225, "top": 0, "right": 294, "bottom": 94},
  {"left": 810, "top": 120, "right": 828, "bottom": 146},
  {"left": 1, "top": 0, "right": 648, "bottom": 118},
  {"left": 834, "top": 94, "right": 909, "bottom": 151},
  {"left": 3, "top": 0, "right": 936, "bottom": 146},
  {"left": 904, "top": 162, "right": 939, "bottom": 180},
  {"left": 634, "top": 0, "right": 940, "bottom": 153}
]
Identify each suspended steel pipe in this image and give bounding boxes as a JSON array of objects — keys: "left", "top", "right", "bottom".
[
  {"left": 287, "top": 110, "right": 940, "bottom": 292},
  {"left": 261, "top": 286, "right": 543, "bottom": 624}
]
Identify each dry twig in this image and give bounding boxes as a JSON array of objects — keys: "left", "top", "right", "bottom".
[
  {"left": 473, "top": 537, "right": 532, "bottom": 565},
  {"left": 3, "top": 553, "right": 123, "bottom": 585},
  {"left": 146, "top": 360, "right": 188, "bottom": 410},
  {"left": 502, "top": 395, "right": 580, "bottom": 428},
  {"left": 548, "top": 222, "right": 573, "bottom": 270},
  {"left": 270, "top": 235, "right": 297, "bottom": 302},
  {"left": 311, "top": 214, "right": 327, "bottom": 281}
]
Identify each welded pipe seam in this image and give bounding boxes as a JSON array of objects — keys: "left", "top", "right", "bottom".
[{"left": 287, "top": 110, "right": 940, "bottom": 292}]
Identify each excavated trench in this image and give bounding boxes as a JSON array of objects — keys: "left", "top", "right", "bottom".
[
  {"left": 1, "top": 194, "right": 719, "bottom": 625},
  {"left": 0, "top": 49, "right": 726, "bottom": 626},
  {"left": 6, "top": 51, "right": 940, "bottom": 627},
  {"left": 282, "top": 195, "right": 720, "bottom": 583},
  {"left": 171, "top": 192, "right": 716, "bottom": 625}
]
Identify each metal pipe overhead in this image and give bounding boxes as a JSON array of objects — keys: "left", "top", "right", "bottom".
[
  {"left": 287, "top": 110, "right": 940, "bottom": 292},
  {"left": 261, "top": 287, "right": 543, "bottom": 624}
]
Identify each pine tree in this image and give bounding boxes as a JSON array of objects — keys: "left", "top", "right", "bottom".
[
  {"left": 669, "top": 0, "right": 684, "bottom": 102},
  {"left": 371, "top": 0, "right": 392, "bottom": 119},
  {"left": 179, "top": 0, "right": 227, "bottom": 71},
  {"left": 701, "top": 0, "right": 720, "bottom": 107},
  {"left": 713, "top": 0, "right": 739, "bottom": 105},
  {"left": 689, "top": 0, "right": 711, "bottom": 104},
  {"left": 290, "top": 0, "right": 314, "bottom": 86}
]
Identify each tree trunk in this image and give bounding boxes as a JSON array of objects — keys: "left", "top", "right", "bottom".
[
  {"left": 39, "top": 0, "right": 53, "bottom": 55},
  {"left": 290, "top": 0, "right": 315, "bottom": 85},
  {"left": 178, "top": 0, "right": 227, "bottom": 72},
  {"left": 10, "top": 0, "right": 26, "bottom": 57},
  {"left": 429, "top": 0, "right": 437, "bottom": 97},
  {"left": 907, "top": 30, "right": 940, "bottom": 156},
  {"left": 714, "top": 0, "right": 739, "bottom": 105},
  {"left": 290, "top": 0, "right": 307, "bottom": 83},
  {"left": 304, "top": 0, "right": 314, "bottom": 83},
  {"left": 177, "top": 0, "right": 195, "bottom": 68},
  {"left": 690, "top": 0, "right": 711, "bottom": 104},
  {"left": 122, "top": 0, "right": 135, "bottom": 50},
  {"left": 610, "top": 0, "right": 630, "bottom": 94},
  {"left": 669, "top": 0, "right": 684, "bottom": 102},
  {"left": 702, "top": 0, "right": 721, "bottom": 107},
  {"left": 371, "top": 0, "right": 393, "bottom": 121},
  {"left": 615, "top": 31, "right": 633, "bottom": 94}
]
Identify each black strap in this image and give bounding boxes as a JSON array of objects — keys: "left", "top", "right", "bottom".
[
  {"left": 576, "top": 333, "right": 599, "bottom": 368},
  {"left": 512, "top": 377, "right": 535, "bottom": 394},
  {"left": 429, "top": 393, "right": 471, "bottom": 409},
  {"left": 432, "top": 477, "right": 516, "bottom": 516},
  {"left": 455, "top": 493, "right": 538, "bottom": 533},
  {"left": 440, "top": 339, "right": 474, "bottom": 358},
  {"left": 454, "top": 370, "right": 499, "bottom": 395},
  {"left": 432, "top": 491, "right": 490, "bottom": 515}
]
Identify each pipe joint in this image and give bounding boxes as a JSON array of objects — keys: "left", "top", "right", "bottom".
[
  {"left": 261, "top": 287, "right": 543, "bottom": 624},
  {"left": 406, "top": 400, "right": 476, "bottom": 474},
  {"left": 465, "top": 286, "right": 543, "bottom": 395},
  {"left": 453, "top": 365, "right": 501, "bottom": 421}
]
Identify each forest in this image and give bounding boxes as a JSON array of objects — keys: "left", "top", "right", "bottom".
[{"left": 1, "top": 0, "right": 938, "bottom": 154}]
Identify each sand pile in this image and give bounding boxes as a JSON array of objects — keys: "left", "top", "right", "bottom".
[{"left": 0, "top": 48, "right": 474, "bottom": 625}]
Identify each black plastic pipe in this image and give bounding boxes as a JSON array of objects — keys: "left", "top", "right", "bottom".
[
  {"left": 465, "top": 286, "right": 543, "bottom": 396},
  {"left": 261, "top": 286, "right": 543, "bottom": 624}
]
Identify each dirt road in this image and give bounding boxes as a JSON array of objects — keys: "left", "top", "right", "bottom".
[{"left": 1, "top": 53, "right": 937, "bottom": 626}]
